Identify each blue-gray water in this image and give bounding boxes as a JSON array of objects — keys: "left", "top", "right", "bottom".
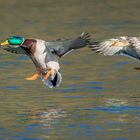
[{"left": 0, "top": 0, "right": 140, "bottom": 139}]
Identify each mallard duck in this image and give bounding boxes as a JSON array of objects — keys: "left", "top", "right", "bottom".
[
  {"left": 1, "top": 32, "right": 90, "bottom": 88},
  {"left": 90, "top": 36, "right": 140, "bottom": 69}
]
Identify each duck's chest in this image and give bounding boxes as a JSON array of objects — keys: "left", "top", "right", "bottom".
[{"left": 33, "top": 40, "right": 47, "bottom": 69}]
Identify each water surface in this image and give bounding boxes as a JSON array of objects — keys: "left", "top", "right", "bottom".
[{"left": 0, "top": 0, "right": 140, "bottom": 139}]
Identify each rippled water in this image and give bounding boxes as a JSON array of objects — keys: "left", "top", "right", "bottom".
[{"left": 0, "top": 0, "right": 140, "bottom": 139}]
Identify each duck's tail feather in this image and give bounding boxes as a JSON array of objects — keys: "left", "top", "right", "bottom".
[{"left": 41, "top": 71, "right": 62, "bottom": 88}]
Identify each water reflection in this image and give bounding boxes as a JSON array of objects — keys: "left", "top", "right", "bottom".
[
  {"left": 26, "top": 107, "right": 66, "bottom": 127},
  {"left": 0, "top": 0, "right": 140, "bottom": 139},
  {"left": 104, "top": 98, "right": 128, "bottom": 106},
  {"left": 23, "top": 107, "right": 66, "bottom": 139}
]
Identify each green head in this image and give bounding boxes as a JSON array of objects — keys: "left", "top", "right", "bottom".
[
  {"left": 1, "top": 36, "right": 24, "bottom": 46},
  {"left": 8, "top": 36, "right": 24, "bottom": 45}
]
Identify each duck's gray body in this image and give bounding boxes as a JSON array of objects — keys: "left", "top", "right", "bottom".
[{"left": 3, "top": 33, "right": 90, "bottom": 88}]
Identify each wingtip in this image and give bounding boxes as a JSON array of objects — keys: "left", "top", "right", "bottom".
[
  {"left": 80, "top": 32, "right": 90, "bottom": 38},
  {"left": 79, "top": 32, "right": 91, "bottom": 44},
  {"left": 80, "top": 32, "right": 85, "bottom": 36}
]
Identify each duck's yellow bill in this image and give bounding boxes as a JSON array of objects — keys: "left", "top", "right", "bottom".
[{"left": 0, "top": 40, "right": 9, "bottom": 46}]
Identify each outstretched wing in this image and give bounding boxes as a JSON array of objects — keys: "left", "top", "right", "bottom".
[
  {"left": 127, "top": 37, "right": 140, "bottom": 55},
  {"left": 46, "top": 32, "right": 90, "bottom": 57},
  {"left": 90, "top": 37, "right": 140, "bottom": 61},
  {"left": 2, "top": 46, "right": 27, "bottom": 55}
]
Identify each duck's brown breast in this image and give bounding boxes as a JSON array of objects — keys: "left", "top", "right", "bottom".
[{"left": 21, "top": 39, "right": 37, "bottom": 55}]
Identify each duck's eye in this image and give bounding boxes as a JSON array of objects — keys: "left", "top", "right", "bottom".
[{"left": 14, "top": 36, "right": 21, "bottom": 39}]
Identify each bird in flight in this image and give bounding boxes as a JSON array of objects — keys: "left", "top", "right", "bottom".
[
  {"left": 1, "top": 32, "right": 90, "bottom": 88},
  {"left": 90, "top": 36, "right": 140, "bottom": 69}
]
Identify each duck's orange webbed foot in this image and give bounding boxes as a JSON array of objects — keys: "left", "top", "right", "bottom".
[
  {"left": 26, "top": 72, "right": 41, "bottom": 80},
  {"left": 134, "top": 67, "right": 140, "bottom": 70},
  {"left": 42, "top": 68, "right": 53, "bottom": 82}
]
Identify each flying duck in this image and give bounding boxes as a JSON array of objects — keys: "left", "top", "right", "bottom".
[
  {"left": 1, "top": 32, "right": 90, "bottom": 88},
  {"left": 90, "top": 36, "right": 140, "bottom": 69}
]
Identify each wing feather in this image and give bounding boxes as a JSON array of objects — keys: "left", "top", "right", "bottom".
[
  {"left": 90, "top": 37, "right": 140, "bottom": 61},
  {"left": 46, "top": 32, "right": 90, "bottom": 57},
  {"left": 93, "top": 38, "right": 129, "bottom": 56},
  {"left": 3, "top": 46, "right": 27, "bottom": 54},
  {"left": 128, "top": 37, "right": 140, "bottom": 54}
]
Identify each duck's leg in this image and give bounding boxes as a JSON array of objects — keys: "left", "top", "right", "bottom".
[
  {"left": 26, "top": 72, "right": 41, "bottom": 80},
  {"left": 134, "top": 67, "right": 140, "bottom": 70},
  {"left": 42, "top": 68, "right": 53, "bottom": 81}
]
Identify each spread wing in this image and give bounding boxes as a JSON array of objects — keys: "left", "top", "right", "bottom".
[
  {"left": 2, "top": 46, "right": 27, "bottom": 55},
  {"left": 127, "top": 37, "right": 140, "bottom": 55},
  {"left": 46, "top": 32, "right": 90, "bottom": 57},
  {"left": 90, "top": 37, "right": 140, "bottom": 61}
]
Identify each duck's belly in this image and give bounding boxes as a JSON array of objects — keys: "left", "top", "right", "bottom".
[{"left": 33, "top": 40, "right": 47, "bottom": 70}]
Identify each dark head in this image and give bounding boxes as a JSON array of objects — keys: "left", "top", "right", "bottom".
[
  {"left": 1, "top": 36, "right": 24, "bottom": 46},
  {"left": 0, "top": 36, "right": 26, "bottom": 54}
]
